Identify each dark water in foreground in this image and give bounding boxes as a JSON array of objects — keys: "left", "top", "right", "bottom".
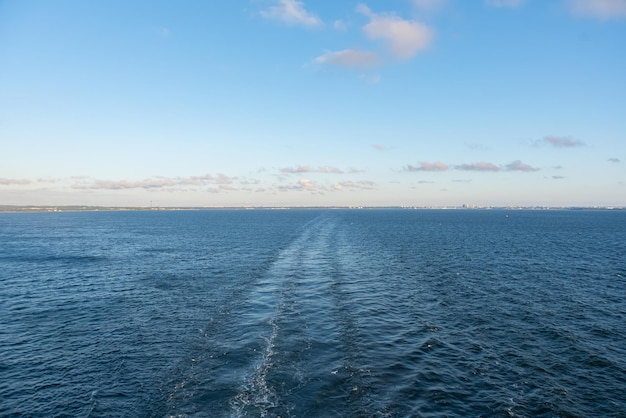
[{"left": 1, "top": 209, "right": 625, "bottom": 417}]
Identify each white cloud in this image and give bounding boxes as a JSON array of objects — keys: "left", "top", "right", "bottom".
[
  {"left": 542, "top": 136, "right": 586, "bottom": 148},
  {"left": 357, "top": 4, "right": 434, "bottom": 59},
  {"left": 260, "top": 0, "right": 322, "bottom": 27},
  {"left": 71, "top": 174, "right": 239, "bottom": 191},
  {"left": 485, "top": 0, "right": 526, "bottom": 7},
  {"left": 315, "top": 49, "right": 381, "bottom": 68},
  {"left": 455, "top": 162, "right": 501, "bottom": 172},
  {"left": 406, "top": 161, "right": 449, "bottom": 172},
  {"left": 298, "top": 178, "right": 318, "bottom": 191},
  {"left": 332, "top": 181, "right": 375, "bottom": 191},
  {"left": 0, "top": 177, "right": 32, "bottom": 185},
  {"left": 568, "top": 0, "right": 626, "bottom": 19},
  {"left": 280, "top": 165, "right": 344, "bottom": 174},
  {"left": 505, "top": 160, "right": 540, "bottom": 172},
  {"left": 333, "top": 19, "right": 348, "bottom": 31},
  {"left": 219, "top": 184, "right": 238, "bottom": 191}
]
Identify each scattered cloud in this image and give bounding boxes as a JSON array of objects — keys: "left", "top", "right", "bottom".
[
  {"left": 608, "top": 157, "right": 621, "bottom": 163},
  {"left": 485, "top": 0, "right": 526, "bottom": 8},
  {"left": 73, "top": 179, "right": 174, "bottom": 190},
  {"left": 452, "top": 179, "right": 472, "bottom": 183},
  {"left": 260, "top": 0, "right": 322, "bottom": 27},
  {"left": 314, "top": 49, "right": 380, "bottom": 68},
  {"left": 278, "top": 178, "right": 321, "bottom": 192},
  {"left": 71, "top": 174, "right": 238, "bottom": 191},
  {"left": 218, "top": 183, "right": 238, "bottom": 191},
  {"left": 276, "top": 177, "right": 376, "bottom": 193},
  {"left": 37, "top": 177, "right": 63, "bottom": 183},
  {"left": 372, "top": 144, "right": 387, "bottom": 151},
  {"left": 357, "top": 4, "right": 434, "bottom": 60},
  {"left": 68, "top": 172, "right": 380, "bottom": 196},
  {"left": 505, "top": 160, "right": 540, "bottom": 172},
  {"left": 333, "top": 19, "right": 348, "bottom": 31},
  {"left": 280, "top": 165, "right": 344, "bottom": 174},
  {"left": 568, "top": 0, "right": 626, "bottom": 19},
  {"left": 455, "top": 162, "right": 501, "bottom": 172},
  {"left": 541, "top": 136, "right": 586, "bottom": 148},
  {"left": 404, "top": 160, "right": 539, "bottom": 173},
  {"left": 0, "top": 177, "right": 32, "bottom": 185},
  {"left": 406, "top": 161, "right": 449, "bottom": 172},
  {"left": 214, "top": 173, "right": 237, "bottom": 185},
  {"left": 332, "top": 180, "right": 375, "bottom": 191},
  {"left": 418, "top": 180, "right": 435, "bottom": 184},
  {"left": 552, "top": 175, "right": 566, "bottom": 180}
]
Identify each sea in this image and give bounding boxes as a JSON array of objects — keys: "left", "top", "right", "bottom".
[{"left": 1, "top": 209, "right": 625, "bottom": 418}]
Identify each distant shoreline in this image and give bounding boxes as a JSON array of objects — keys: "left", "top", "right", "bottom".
[{"left": 0, "top": 205, "right": 624, "bottom": 213}]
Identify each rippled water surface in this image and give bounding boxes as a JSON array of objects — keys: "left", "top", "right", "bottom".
[{"left": 1, "top": 209, "right": 625, "bottom": 417}]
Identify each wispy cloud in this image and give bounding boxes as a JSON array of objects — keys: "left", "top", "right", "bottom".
[
  {"left": 552, "top": 175, "right": 566, "bottom": 180},
  {"left": 568, "top": 0, "right": 626, "bottom": 19},
  {"left": 71, "top": 174, "right": 238, "bottom": 191},
  {"left": 412, "top": 0, "right": 447, "bottom": 13},
  {"left": 405, "top": 161, "right": 449, "bottom": 172},
  {"left": 455, "top": 162, "right": 501, "bottom": 172},
  {"left": 314, "top": 49, "right": 380, "bottom": 68},
  {"left": 278, "top": 178, "right": 323, "bottom": 192},
  {"left": 505, "top": 160, "right": 540, "bottom": 172},
  {"left": 485, "top": 0, "right": 526, "bottom": 8},
  {"left": 0, "top": 177, "right": 32, "bottom": 185},
  {"left": 298, "top": 178, "right": 317, "bottom": 190},
  {"left": 332, "top": 180, "right": 375, "bottom": 191},
  {"left": 357, "top": 4, "right": 434, "bottom": 60},
  {"left": 214, "top": 173, "right": 237, "bottom": 185},
  {"left": 404, "top": 160, "right": 539, "bottom": 173},
  {"left": 73, "top": 179, "right": 175, "bottom": 190},
  {"left": 260, "top": 0, "right": 322, "bottom": 27},
  {"left": 333, "top": 19, "right": 348, "bottom": 31},
  {"left": 280, "top": 165, "right": 344, "bottom": 174},
  {"left": 372, "top": 144, "right": 387, "bottom": 151},
  {"left": 608, "top": 157, "right": 621, "bottom": 163},
  {"left": 465, "top": 142, "right": 489, "bottom": 151},
  {"left": 541, "top": 136, "right": 586, "bottom": 148},
  {"left": 37, "top": 177, "right": 63, "bottom": 183},
  {"left": 359, "top": 73, "right": 382, "bottom": 84}
]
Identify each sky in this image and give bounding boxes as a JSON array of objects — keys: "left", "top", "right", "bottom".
[{"left": 1, "top": 0, "right": 625, "bottom": 207}]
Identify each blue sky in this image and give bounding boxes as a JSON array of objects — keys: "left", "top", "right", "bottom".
[{"left": 1, "top": 0, "right": 624, "bottom": 207}]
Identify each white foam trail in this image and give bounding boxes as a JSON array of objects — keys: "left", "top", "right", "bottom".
[{"left": 229, "top": 218, "right": 325, "bottom": 417}]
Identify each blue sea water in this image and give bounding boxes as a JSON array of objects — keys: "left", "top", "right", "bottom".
[{"left": 1, "top": 209, "right": 625, "bottom": 417}]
